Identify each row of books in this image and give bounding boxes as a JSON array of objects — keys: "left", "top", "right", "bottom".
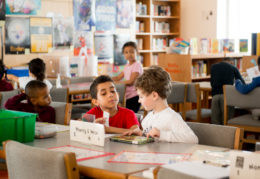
[
  {"left": 153, "top": 5, "right": 171, "bottom": 16},
  {"left": 136, "top": 21, "right": 145, "bottom": 33},
  {"left": 152, "top": 55, "right": 159, "bottom": 65},
  {"left": 190, "top": 38, "right": 248, "bottom": 55},
  {"left": 153, "top": 38, "right": 173, "bottom": 50},
  {"left": 192, "top": 61, "right": 207, "bottom": 78},
  {"left": 136, "top": 2, "right": 147, "bottom": 16},
  {"left": 154, "top": 21, "right": 170, "bottom": 33}
]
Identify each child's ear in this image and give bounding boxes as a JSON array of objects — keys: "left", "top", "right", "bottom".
[
  {"left": 91, "top": 98, "right": 99, "bottom": 106},
  {"left": 152, "top": 91, "right": 159, "bottom": 100}
]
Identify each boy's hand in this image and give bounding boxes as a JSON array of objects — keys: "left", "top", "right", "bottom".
[
  {"left": 123, "top": 128, "right": 142, "bottom": 136},
  {"left": 94, "top": 117, "right": 106, "bottom": 124},
  {"left": 147, "top": 127, "right": 160, "bottom": 138}
]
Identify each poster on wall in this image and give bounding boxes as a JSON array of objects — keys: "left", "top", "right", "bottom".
[
  {"left": 114, "top": 34, "right": 130, "bottom": 66},
  {"left": 95, "top": 0, "right": 116, "bottom": 31},
  {"left": 116, "top": 0, "right": 133, "bottom": 28},
  {"left": 0, "top": 0, "right": 5, "bottom": 20},
  {"left": 5, "top": 17, "right": 30, "bottom": 54},
  {"left": 94, "top": 33, "right": 113, "bottom": 62},
  {"left": 53, "top": 17, "right": 74, "bottom": 50},
  {"left": 74, "top": 31, "right": 94, "bottom": 56},
  {"left": 6, "top": 0, "right": 41, "bottom": 15},
  {"left": 73, "top": 0, "right": 95, "bottom": 31},
  {"left": 30, "top": 17, "right": 52, "bottom": 53}
]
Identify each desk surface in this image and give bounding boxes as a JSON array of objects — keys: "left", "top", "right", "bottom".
[{"left": 26, "top": 131, "right": 227, "bottom": 178}]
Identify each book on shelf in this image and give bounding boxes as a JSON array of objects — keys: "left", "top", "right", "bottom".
[
  {"left": 153, "top": 5, "right": 171, "bottom": 16},
  {"left": 239, "top": 39, "right": 248, "bottom": 53},
  {"left": 136, "top": 38, "right": 143, "bottom": 50},
  {"left": 190, "top": 38, "right": 198, "bottom": 55},
  {"left": 154, "top": 21, "right": 170, "bottom": 33},
  {"left": 223, "top": 39, "right": 234, "bottom": 53},
  {"left": 136, "top": 2, "right": 147, "bottom": 15},
  {"left": 252, "top": 33, "right": 257, "bottom": 55},
  {"left": 192, "top": 61, "right": 207, "bottom": 78},
  {"left": 200, "top": 38, "right": 210, "bottom": 54},
  {"left": 211, "top": 39, "right": 219, "bottom": 54},
  {"left": 110, "top": 135, "right": 155, "bottom": 145},
  {"left": 153, "top": 38, "right": 168, "bottom": 50},
  {"left": 152, "top": 54, "right": 158, "bottom": 65}
]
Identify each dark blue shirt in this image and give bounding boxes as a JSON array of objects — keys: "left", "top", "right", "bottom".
[{"left": 235, "top": 76, "right": 260, "bottom": 94}]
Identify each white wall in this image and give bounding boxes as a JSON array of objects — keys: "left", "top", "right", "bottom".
[{"left": 181, "top": 0, "right": 217, "bottom": 39}]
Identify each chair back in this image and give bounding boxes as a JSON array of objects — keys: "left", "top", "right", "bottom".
[
  {"left": 4, "top": 141, "right": 79, "bottom": 179},
  {"left": 135, "top": 113, "right": 143, "bottom": 129},
  {"left": 50, "top": 87, "right": 69, "bottom": 102},
  {"left": 115, "top": 83, "right": 126, "bottom": 107},
  {"left": 50, "top": 102, "right": 72, "bottom": 125},
  {"left": 187, "top": 122, "right": 241, "bottom": 149},
  {"left": 0, "top": 90, "right": 20, "bottom": 109},
  {"left": 186, "top": 83, "right": 200, "bottom": 103},
  {"left": 69, "top": 76, "right": 95, "bottom": 84},
  {"left": 48, "top": 78, "right": 69, "bottom": 86}
]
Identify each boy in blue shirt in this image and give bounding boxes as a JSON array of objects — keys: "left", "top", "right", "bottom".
[{"left": 235, "top": 56, "right": 260, "bottom": 94}]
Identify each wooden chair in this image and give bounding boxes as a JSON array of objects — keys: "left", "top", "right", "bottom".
[
  {"left": 167, "top": 82, "right": 187, "bottom": 120},
  {"left": 187, "top": 122, "right": 242, "bottom": 149},
  {"left": 0, "top": 89, "right": 20, "bottom": 109},
  {"left": 185, "top": 83, "right": 211, "bottom": 123},
  {"left": 115, "top": 83, "right": 126, "bottom": 107},
  {"left": 223, "top": 85, "right": 260, "bottom": 146},
  {"left": 3, "top": 140, "right": 79, "bottom": 179},
  {"left": 50, "top": 102, "right": 72, "bottom": 125}
]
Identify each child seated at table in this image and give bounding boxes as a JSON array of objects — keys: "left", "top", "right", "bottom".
[
  {"left": 84, "top": 75, "right": 139, "bottom": 134},
  {"left": 5, "top": 80, "right": 55, "bottom": 123},
  {"left": 124, "top": 66, "right": 198, "bottom": 143},
  {"left": 0, "top": 61, "right": 13, "bottom": 91}
]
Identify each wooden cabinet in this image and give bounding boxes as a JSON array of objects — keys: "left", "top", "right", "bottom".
[
  {"left": 158, "top": 53, "right": 256, "bottom": 82},
  {"left": 136, "top": 0, "right": 180, "bottom": 67}
]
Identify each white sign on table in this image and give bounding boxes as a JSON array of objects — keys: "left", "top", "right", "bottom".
[
  {"left": 230, "top": 151, "right": 260, "bottom": 179},
  {"left": 70, "top": 120, "right": 105, "bottom": 147}
]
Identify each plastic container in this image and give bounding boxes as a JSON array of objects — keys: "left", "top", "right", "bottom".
[{"left": 0, "top": 110, "right": 37, "bottom": 146}]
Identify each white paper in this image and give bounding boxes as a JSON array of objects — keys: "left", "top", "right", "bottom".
[
  {"left": 230, "top": 151, "right": 260, "bottom": 179},
  {"left": 162, "top": 161, "right": 229, "bottom": 179},
  {"left": 246, "top": 66, "right": 260, "bottom": 81},
  {"left": 103, "top": 111, "right": 109, "bottom": 127},
  {"left": 70, "top": 120, "right": 105, "bottom": 147}
]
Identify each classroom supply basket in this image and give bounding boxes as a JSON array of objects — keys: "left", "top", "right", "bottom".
[{"left": 0, "top": 110, "right": 37, "bottom": 146}]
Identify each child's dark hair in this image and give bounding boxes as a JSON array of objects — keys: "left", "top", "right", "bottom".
[
  {"left": 90, "top": 75, "right": 114, "bottom": 99},
  {"left": 122, "top": 41, "right": 138, "bottom": 53},
  {"left": 135, "top": 66, "right": 172, "bottom": 99},
  {"left": 28, "top": 58, "right": 46, "bottom": 81},
  {"left": 25, "top": 80, "right": 47, "bottom": 98},
  {"left": 258, "top": 56, "right": 260, "bottom": 65},
  {"left": 0, "top": 61, "right": 6, "bottom": 79}
]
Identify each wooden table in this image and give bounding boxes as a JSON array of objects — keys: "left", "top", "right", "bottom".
[
  {"left": 62, "top": 82, "right": 92, "bottom": 103},
  {"left": 25, "top": 131, "right": 228, "bottom": 179}
]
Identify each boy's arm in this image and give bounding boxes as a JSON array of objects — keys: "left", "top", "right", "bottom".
[
  {"left": 105, "top": 125, "right": 139, "bottom": 134},
  {"left": 235, "top": 78, "right": 259, "bottom": 94},
  {"left": 4, "top": 93, "right": 26, "bottom": 110}
]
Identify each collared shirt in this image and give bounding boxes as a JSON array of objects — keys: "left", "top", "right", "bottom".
[{"left": 4, "top": 93, "right": 55, "bottom": 123}]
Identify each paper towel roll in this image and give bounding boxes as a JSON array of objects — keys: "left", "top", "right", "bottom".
[{"left": 85, "top": 55, "right": 98, "bottom": 77}]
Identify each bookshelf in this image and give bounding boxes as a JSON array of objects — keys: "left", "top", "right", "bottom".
[
  {"left": 158, "top": 54, "right": 256, "bottom": 82},
  {"left": 136, "top": 0, "right": 180, "bottom": 67}
]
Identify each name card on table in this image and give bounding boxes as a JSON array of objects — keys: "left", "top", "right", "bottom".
[
  {"left": 70, "top": 120, "right": 105, "bottom": 147},
  {"left": 230, "top": 151, "right": 260, "bottom": 179}
]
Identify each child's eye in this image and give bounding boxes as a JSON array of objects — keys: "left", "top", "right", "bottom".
[
  {"left": 110, "top": 90, "right": 115, "bottom": 93},
  {"left": 101, "top": 92, "right": 106, "bottom": 96}
]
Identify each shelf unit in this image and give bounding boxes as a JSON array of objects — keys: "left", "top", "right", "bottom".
[
  {"left": 136, "top": 0, "right": 180, "bottom": 67},
  {"left": 158, "top": 54, "right": 256, "bottom": 82}
]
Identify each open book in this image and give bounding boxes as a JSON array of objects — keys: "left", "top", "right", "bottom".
[{"left": 110, "top": 135, "right": 154, "bottom": 145}]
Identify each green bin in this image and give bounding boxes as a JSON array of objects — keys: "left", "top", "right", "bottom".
[{"left": 0, "top": 110, "right": 37, "bottom": 146}]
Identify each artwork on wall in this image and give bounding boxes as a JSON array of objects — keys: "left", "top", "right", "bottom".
[
  {"left": 6, "top": 0, "right": 41, "bottom": 15},
  {"left": 116, "top": 0, "right": 133, "bottom": 28},
  {"left": 5, "top": 17, "right": 30, "bottom": 54},
  {"left": 95, "top": 0, "right": 116, "bottom": 31},
  {"left": 53, "top": 17, "right": 74, "bottom": 50},
  {"left": 74, "top": 31, "right": 94, "bottom": 56},
  {"left": 73, "top": 0, "right": 95, "bottom": 31},
  {"left": 94, "top": 33, "right": 113, "bottom": 62},
  {"left": 114, "top": 34, "right": 130, "bottom": 66},
  {"left": 30, "top": 17, "right": 52, "bottom": 53},
  {"left": 0, "top": 0, "right": 5, "bottom": 20}
]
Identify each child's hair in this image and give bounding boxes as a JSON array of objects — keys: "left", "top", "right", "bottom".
[
  {"left": 135, "top": 65, "right": 172, "bottom": 99},
  {"left": 28, "top": 58, "right": 46, "bottom": 81},
  {"left": 122, "top": 41, "right": 138, "bottom": 53},
  {"left": 25, "top": 80, "right": 47, "bottom": 98},
  {"left": 90, "top": 75, "right": 114, "bottom": 99},
  {"left": 0, "top": 61, "right": 6, "bottom": 79},
  {"left": 258, "top": 56, "right": 260, "bottom": 65}
]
